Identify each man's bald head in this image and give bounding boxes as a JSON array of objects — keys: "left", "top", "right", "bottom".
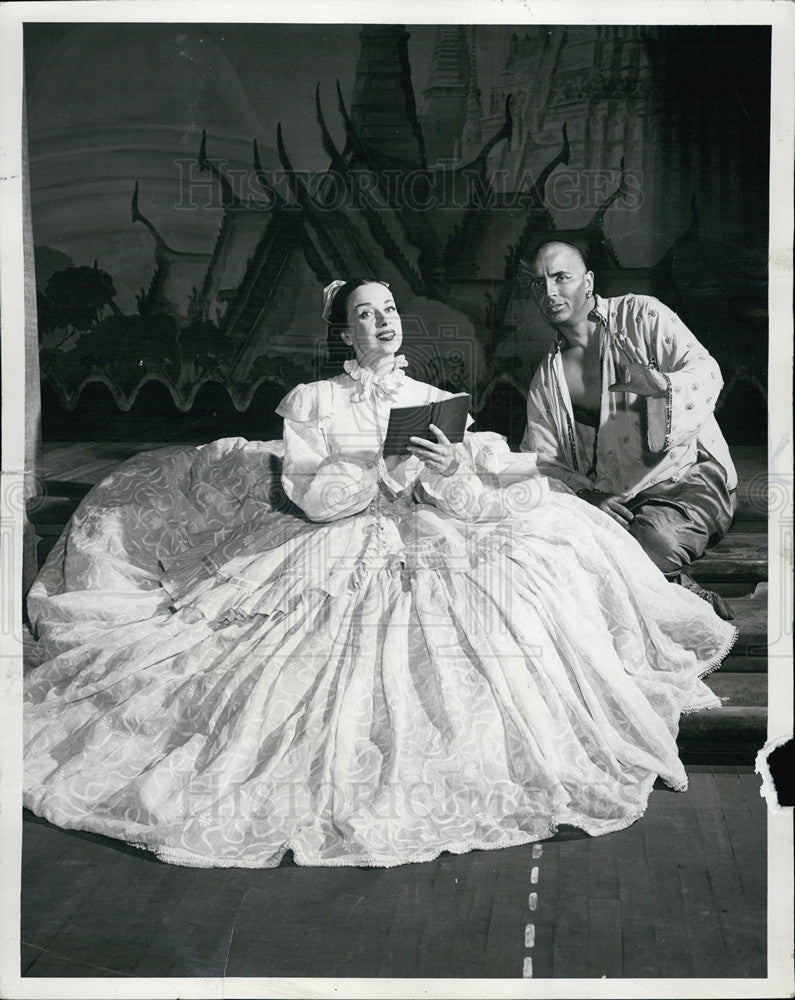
[
  {"left": 525, "top": 241, "right": 595, "bottom": 329},
  {"left": 530, "top": 241, "right": 589, "bottom": 274}
]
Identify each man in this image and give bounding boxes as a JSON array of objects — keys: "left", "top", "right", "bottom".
[{"left": 520, "top": 240, "right": 737, "bottom": 618}]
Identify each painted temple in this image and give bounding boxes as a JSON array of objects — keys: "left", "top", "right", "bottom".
[{"left": 33, "top": 24, "right": 769, "bottom": 444}]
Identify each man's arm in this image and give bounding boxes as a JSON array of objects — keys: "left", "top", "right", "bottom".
[
  {"left": 608, "top": 298, "right": 723, "bottom": 454},
  {"left": 645, "top": 302, "right": 723, "bottom": 453}
]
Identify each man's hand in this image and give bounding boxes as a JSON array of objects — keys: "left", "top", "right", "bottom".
[
  {"left": 577, "top": 489, "right": 634, "bottom": 529},
  {"left": 608, "top": 363, "right": 668, "bottom": 398}
]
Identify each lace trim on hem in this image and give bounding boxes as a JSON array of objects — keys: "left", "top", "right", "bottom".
[
  {"left": 673, "top": 626, "right": 738, "bottom": 720},
  {"left": 665, "top": 779, "right": 688, "bottom": 793},
  {"left": 129, "top": 805, "right": 654, "bottom": 869},
  {"left": 146, "top": 832, "right": 551, "bottom": 869},
  {"left": 680, "top": 698, "right": 721, "bottom": 717},
  {"left": 697, "top": 624, "right": 739, "bottom": 679}
]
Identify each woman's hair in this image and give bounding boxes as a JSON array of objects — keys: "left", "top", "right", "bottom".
[{"left": 326, "top": 277, "right": 391, "bottom": 366}]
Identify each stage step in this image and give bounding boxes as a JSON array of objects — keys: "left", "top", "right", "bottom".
[
  {"left": 724, "top": 583, "right": 767, "bottom": 659},
  {"left": 678, "top": 706, "right": 766, "bottom": 764},
  {"left": 703, "top": 670, "right": 767, "bottom": 706},
  {"left": 689, "top": 532, "right": 767, "bottom": 587},
  {"left": 721, "top": 654, "right": 767, "bottom": 672},
  {"left": 676, "top": 581, "right": 768, "bottom": 764},
  {"left": 27, "top": 494, "right": 84, "bottom": 530},
  {"left": 678, "top": 668, "right": 767, "bottom": 764}
]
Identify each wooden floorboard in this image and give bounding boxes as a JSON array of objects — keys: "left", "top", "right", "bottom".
[
  {"left": 383, "top": 875, "right": 425, "bottom": 975},
  {"left": 549, "top": 839, "right": 591, "bottom": 977},
  {"left": 413, "top": 856, "right": 458, "bottom": 978},
  {"left": 616, "top": 822, "right": 659, "bottom": 978},
  {"left": 443, "top": 853, "right": 492, "bottom": 978},
  {"left": 552, "top": 890, "right": 590, "bottom": 978},
  {"left": 736, "top": 772, "right": 767, "bottom": 815},
  {"left": 694, "top": 805, "right": 763, "bottom": 978},
  {"left": 587, "top": 896, "right": 623, "bottom": 978},
  {"left": 642, "top": 810, "right": 696, "bottom": 977},
  {"left": 20, "top": 821, "right": 115, "bottom": 959},
  {"left": 678, "top": 859, "right": 734, "bottom": 974}
]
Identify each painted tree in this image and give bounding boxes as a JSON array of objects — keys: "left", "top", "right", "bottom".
[{"left": 43, "top": 262, "right": 118, "bottom": 346}]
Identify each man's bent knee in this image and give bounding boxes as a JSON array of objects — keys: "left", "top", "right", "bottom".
[{"left": 629, "top": 511, "right": 701, "bottom": 577}]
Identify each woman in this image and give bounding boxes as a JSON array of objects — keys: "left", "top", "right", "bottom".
[{"left": 24, "top": 278, "right": 736, "bottom": 869}]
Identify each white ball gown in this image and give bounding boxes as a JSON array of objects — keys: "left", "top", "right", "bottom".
[{"left": 24, "top": 358, "right": 737, "bottom": 868}]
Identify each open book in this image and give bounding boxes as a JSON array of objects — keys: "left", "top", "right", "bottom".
[{"left": 383, "top": 393, "right": 471, "bottom": 457}]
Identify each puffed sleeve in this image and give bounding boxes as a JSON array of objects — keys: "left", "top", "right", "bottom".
[
  {"left": 640, "top": 301, "right": 724, "bottom": 453},
  {"left": 521, "top": 368, "right": 593, "bottom": 492},
  {"left": 414, "top": 432, "right": 548, "bottom": 522},
  {"left": 276, "top": 383, "right": 380, "bottom": 522}
]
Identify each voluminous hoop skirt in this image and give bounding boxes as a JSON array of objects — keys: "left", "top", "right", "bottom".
[{"left": 24, "top": 437, "right": 736, "bottom": 868}]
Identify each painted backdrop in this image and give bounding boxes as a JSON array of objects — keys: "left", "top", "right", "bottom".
[{"left": 25, "top": 23, "right": 770, "bottom": 445}]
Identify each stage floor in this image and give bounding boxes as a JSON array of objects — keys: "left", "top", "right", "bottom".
[{"left": 20, "top": 765, "right": 766, "bottom": 979}]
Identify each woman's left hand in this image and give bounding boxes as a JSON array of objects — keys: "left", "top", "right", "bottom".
[{"left": 408, "top": 425, "right": 459, "bottom": 476}]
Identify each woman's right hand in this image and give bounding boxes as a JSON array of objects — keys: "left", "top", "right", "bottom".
[{"left": 407, "top": 425, "right": 459, "bottom": 476}]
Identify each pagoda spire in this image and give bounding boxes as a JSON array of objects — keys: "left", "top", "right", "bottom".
[
  {"left": 420, "top": 25, "right": 471, "bottom": 166},
  {"left": 461, "top": 26, "right": 483, "bottom": 159},
  {"left": 275, "top": 122, "right": 350, "bottom": 276},
  {"left": 349, "top": 25, "right": 426, "bottom": 167},
  {"left": 275, "top": 122, "right": 312, "bottom": 209},
  {"left": 337, "top": 80, "right": 368, "bottom": 163}
]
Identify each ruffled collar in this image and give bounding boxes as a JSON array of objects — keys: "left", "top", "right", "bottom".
[{"left": 343, "top": 355, "right": 408, "bottom": 401}]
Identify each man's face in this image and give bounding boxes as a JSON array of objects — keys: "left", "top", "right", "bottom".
[{"left": 529, "top": 244, "right": 594, "bottom": 327}]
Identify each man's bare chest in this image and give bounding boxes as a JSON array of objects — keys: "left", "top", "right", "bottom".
[{"left": 560, "top": 347, "right": 602, "bottom": 425}]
